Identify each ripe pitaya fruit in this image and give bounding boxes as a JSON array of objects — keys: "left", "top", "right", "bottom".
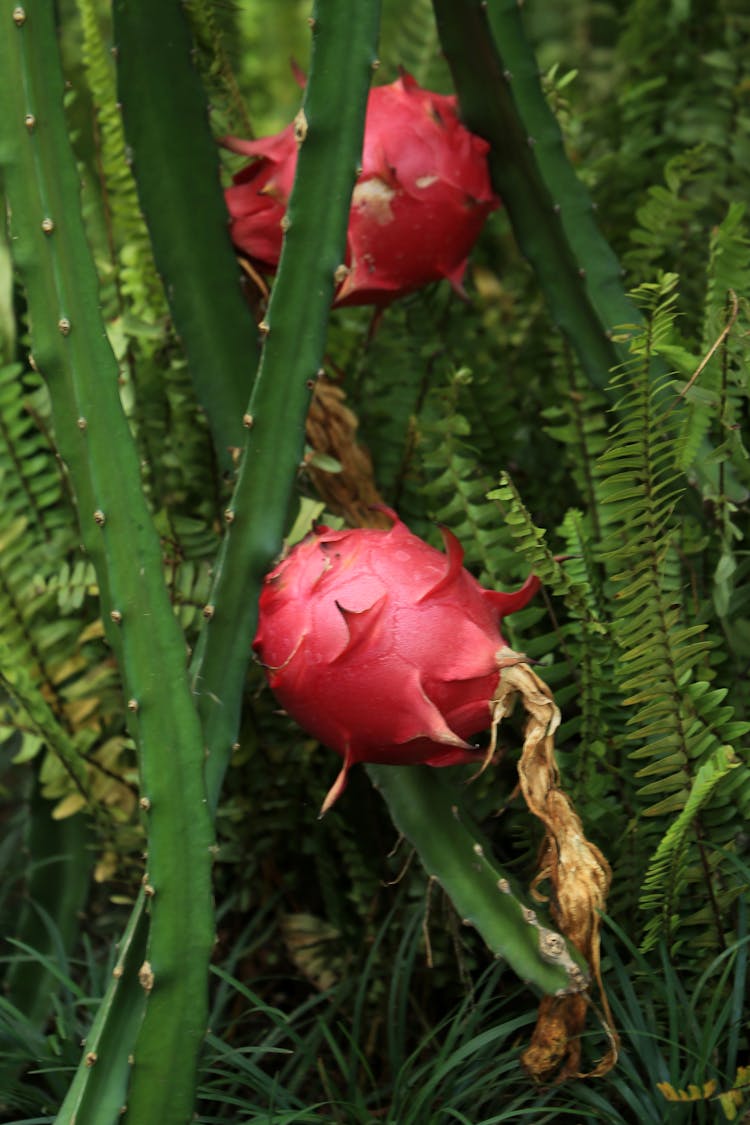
[
  {"left": 223, "top": 74, "right": 499, "bottom": 307},
  {"left": 253, "top": 509, "right": 538, "bottom": 814}
]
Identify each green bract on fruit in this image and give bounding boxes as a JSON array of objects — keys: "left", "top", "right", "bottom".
[
  {"left": 223, "top": 74, "right": 499, "bottom": 307},
  {"left": 253, "top": 509, "right": 538, "bottom": 814}
]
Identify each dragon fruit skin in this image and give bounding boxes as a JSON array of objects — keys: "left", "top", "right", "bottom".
[
  {"left": 253, "top": 510, "right": 539, "bottom": 813},
  {"left": 223, "top": 74, "right": 499, "bottom": 307}
]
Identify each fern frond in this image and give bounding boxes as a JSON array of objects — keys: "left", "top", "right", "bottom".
[
  {"left": 639, "top": 745, "right": 742, "bottom": 951},
  {"left": 417, "top": 371, "right": 525, "bottom": 592},
  {"left": 381, "top": 0, "right": 439, "bottom": 85},
  {"left": 77, "top": 0, "right": 166, "bottom": 322},
  {"left": 0, "top": 362, "right": 135, "bottom": 826},
  {"left": 623, "top": 148, "right": 712, "bottom": 284},
  {"left": 0, "top": 364, "right": 68, "bottom": 542},
  {"left": 592, "top": 274, "right": 750, "bottom": 949},
  {"left": 184, "top": 0, "right": 254, "bottom": 137},
  {"left": 678, "top": 203, "right": 750, "bottom": 475}
]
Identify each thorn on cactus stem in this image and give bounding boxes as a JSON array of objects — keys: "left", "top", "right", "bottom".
[
  {"left": 293, "top": 109, "right": 308, "bottom": 146},
  {"left": 138, "top": 961, "right": 154, "bottom": 993}
]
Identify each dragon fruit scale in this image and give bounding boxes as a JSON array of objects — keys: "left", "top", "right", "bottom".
[{"left": 253, "top": 510, "right": 539, "bottom": 815}]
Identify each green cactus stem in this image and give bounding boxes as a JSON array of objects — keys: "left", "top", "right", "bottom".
[
  {"left": 432, "top": 1, "right": 729, "bottom": 499},
  {"left": 367, "top": 764, "right": 588, "bottom": 996},
  {"left": 113, "top": 0, "right": 260, "bottom": 475},
  {"left": 0, "top": 5, "right": 214, "bottom": 1122},
  {"left": 55, "top": 892, "right": 150, "bottom": 1124},
  {"left": 432, "top": 0, "right": 640, "bottom": 389},
  {"left": 191, "top": 0, "right": 382, "bottom": 810}
]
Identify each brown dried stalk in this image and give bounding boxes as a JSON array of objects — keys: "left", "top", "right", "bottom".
[{"left": 491, "top": 661, "right": 618, "bottom": 1081}]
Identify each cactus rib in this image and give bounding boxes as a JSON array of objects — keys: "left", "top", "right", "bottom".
[
  {"left": 190, "top": 0, "right": 382, "bottom": 810},
  {"left": 113, "top": 0, "right": 260, "bottom": 474},
  {"left": 368, "top": 764, "right": 588, "bottom": 995},
  {"left": 0, "top": 6, "right": 214, "bottom": 1122}
]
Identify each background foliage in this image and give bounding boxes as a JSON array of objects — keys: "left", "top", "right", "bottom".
[{"left": 1, "top": 0, "right": 749, "bottom": 1121}]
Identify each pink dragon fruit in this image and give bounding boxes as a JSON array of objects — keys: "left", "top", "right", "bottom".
[
  {"left": 253, "top": 509, "right": 538, "bottom": 814},
  {"left": 223, "top": 74, "right": 499, "bottom": 307}
]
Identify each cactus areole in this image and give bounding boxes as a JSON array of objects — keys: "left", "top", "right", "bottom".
[
  {"left": 253, "top": 510, "right": 539, "bottom": 814},
  {"left": 223, "top": 74, "right": 499, "bottom": 306}
]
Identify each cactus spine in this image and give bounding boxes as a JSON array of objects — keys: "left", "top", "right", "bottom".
[{"left": 0, "top": 5, "right": 214, "bottom": 1122}]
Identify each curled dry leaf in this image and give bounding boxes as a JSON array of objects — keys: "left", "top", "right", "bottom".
[{"left": 490, "top": 662, "right": 618, "bottom": 1081}]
